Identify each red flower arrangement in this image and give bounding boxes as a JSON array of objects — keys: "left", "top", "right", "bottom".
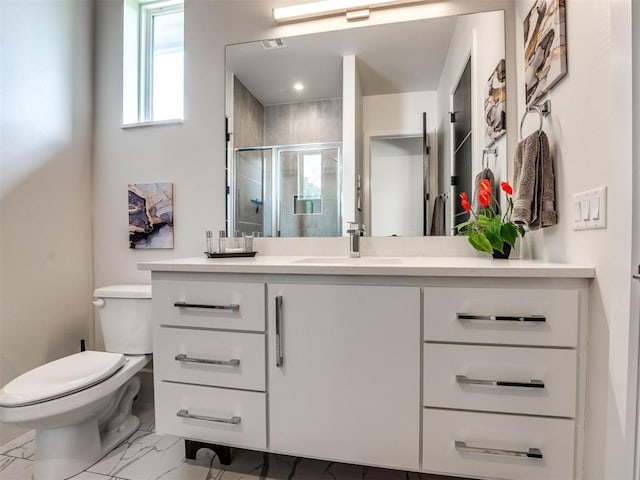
[{"left": 455, "top": 180, "right": 524, "bottom": 256}]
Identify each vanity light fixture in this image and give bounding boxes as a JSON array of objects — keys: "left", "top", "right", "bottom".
[
  {"left": 346, "top": 8, "right": 370, "bottom": 21},
  {"left": 273, "top": 0, "right": 402, "bottom": 23}
]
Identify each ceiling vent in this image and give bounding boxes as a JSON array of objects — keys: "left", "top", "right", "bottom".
[{"left": 261, "top": 38, "right": 286, "bottom": 50}]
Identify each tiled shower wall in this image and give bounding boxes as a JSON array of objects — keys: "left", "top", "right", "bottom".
[
  {"left": 233, "top": 78, "right": 264, "bottom": 148},
  {"left": 264, "top": 99, "right": 342, "bottom": 145}
]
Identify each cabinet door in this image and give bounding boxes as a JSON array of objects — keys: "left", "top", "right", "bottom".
[{"left": 267, "top": 284, "right": 420, "bottom": 470}]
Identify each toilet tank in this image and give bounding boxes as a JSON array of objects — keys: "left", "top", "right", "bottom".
[{"left": 93, "top": 285, "right": 152, "bottom": 354}]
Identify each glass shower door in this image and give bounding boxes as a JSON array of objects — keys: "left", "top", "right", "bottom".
[
  {"left": 276, "top": 145, "right": 341, "bottom": 237},
  {"left": 233, "top": 148, "right": 272, "bottom": 237}
]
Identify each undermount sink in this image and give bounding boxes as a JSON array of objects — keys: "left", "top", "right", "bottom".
[{"left": 293, "top": 256, "right": 404, "bottom": 265}]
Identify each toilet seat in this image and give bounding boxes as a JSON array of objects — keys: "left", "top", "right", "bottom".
[{"left": 0, "top": 351, "right": 125, "bottom": 407}]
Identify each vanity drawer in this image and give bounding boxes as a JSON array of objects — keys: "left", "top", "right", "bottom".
[
  {"left": 155, "top": 382, "right": 266, "bottom": 449},
  {"left": 423, "top": 344, "right": 577, "bottom": 417},
  {"left": 423, "top": 287, "right": 579, "bottom": 347},
  {"left": 153, "top": 278, "right": 265, "bottom": 331},
  {"left": 155, "top": 327, "right": 266, "bottom": 391},
  {"left": 422, "top": 409, "right": 575, "bottom": 479}
]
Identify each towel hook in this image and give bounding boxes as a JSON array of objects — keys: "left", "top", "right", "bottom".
[
  {"left": 482, "top": 147, "right": 497, "bottom": 169},
  {"left": 519, "top": 100, "right": 551, "bottom": 140}
]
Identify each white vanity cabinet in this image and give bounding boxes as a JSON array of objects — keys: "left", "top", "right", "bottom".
[
  {"left": 267, "top": 284, "right": 421, "bottom": 470},
  {"left": 142, "top": 257, "right": 592, "bottom": 479},
  {"left": 152, "top": 275, "right": 268, "bottom": 449},
  {"left": 422, "top": 286, "right": 584, "bottom": 479}
]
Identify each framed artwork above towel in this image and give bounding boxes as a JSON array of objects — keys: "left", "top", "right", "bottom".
[
  {"left": 485, "top": 59, "right": 506, "bottom": 145},
  {"left": 524, "top": 0, "right": 567, "bottom": 105}
]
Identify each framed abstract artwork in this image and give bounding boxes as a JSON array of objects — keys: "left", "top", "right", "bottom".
[
  {"left": 485, "top": 59, "right": 507, "bottom": 145},
  {"left": 128, "top": 182, "right": 174, "bottom": 249},
  {"left": 524, "top": 0, "right": 567, "bottom": 105}
]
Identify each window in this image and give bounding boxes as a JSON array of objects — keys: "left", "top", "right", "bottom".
[
  {"left": 300, "top": 153, "right": 322, "bottom": 197},
  {"left": 123, "top": 0, "right": 184, "bottom": 125}
]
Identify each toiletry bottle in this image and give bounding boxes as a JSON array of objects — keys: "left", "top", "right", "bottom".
[
  {"left": 205, "top": 230, "right": 213, "bottom": 254},
  {"left": 218, "top": 230, "right": 226, "bottom": 254},
  {"left": 243, "top": 232, "right": 253, "bottom": 253}
]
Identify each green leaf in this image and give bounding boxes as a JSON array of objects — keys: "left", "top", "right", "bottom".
[
  {"left": 468, "top": 231, "right": 494, "bottom": 253},
  {"left": 485, "top": 231, "right": 504, "bottom": 252},
  {"left": 501, "top": 223, "right": 518, "bottom": 247},
  {"left": 489, "top": 216, "right": 502, "bottom": 238},
  {"left": 476, "top": 215, "right": 492, "bottom": 228}
]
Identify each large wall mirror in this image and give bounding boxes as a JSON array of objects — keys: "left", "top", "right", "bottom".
[{"left": 225, "top": 10, "right": 507, "bottom": 238}]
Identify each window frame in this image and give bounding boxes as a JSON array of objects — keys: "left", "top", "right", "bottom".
[
  {"left": 298, "top": 152, "right": 323, "bottom": 197},
  {"left": 120, "top": 0, "right": 185, "bottom": 128},
  {"left": 137, "top": 0, "right": 184, "bottom": 123}
]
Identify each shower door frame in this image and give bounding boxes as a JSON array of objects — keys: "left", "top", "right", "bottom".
[
  {"left": 229, "top": 146, "right": 272, "bottom": 237},
  {"left": 231, "top": 142, "right": 343, "bottom": 238}
]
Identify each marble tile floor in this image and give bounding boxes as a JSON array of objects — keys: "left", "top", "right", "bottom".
[{"left": 0, "top": 402, "right": 457, "bottom": 480}]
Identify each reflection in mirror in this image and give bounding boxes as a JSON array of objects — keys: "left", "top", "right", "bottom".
[{"left": 225, "top": 10, "right": 507, "bottom": 238}]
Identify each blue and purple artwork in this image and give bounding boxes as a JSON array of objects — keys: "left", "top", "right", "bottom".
[{"left": 128, "top": 183, "right": 174, "bottom": 249}]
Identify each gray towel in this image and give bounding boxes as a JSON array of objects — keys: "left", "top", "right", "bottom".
[
  {"left": 512, "top": 131, "right": 557, "bottom": 229},
  {"left": 471, "top": 168, "right": 498, "bottom": 215},
  {"left": 430, "top": 195, "right": 446, "bottom": 236}
]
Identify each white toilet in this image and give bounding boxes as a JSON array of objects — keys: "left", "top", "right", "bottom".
[{"left": 0, "top": 285, "right": 153, "bottom": 480}]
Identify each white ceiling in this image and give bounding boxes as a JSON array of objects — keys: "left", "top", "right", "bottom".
[{"left": 226, "top": 15, "right": 458, "bottom": 106}]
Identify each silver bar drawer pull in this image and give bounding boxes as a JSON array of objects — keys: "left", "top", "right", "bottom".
[
  {"left": 456, "top": 375, "right": 544, "bottom": 389},
  {"left": 456, "top": 313, "right": 546, "bottom": 323},
  {"left": 174, "top": 301, "right": 240, "bottom": 312},
  {"left": 275, "top": 296, "right": 284, "bottom": 367},
  {"left": 455, "top": 441, "right": 543, "bottom": 459},
  {"left": 177, "top": 409, "right": 241, "bottom": 425},
  {"left": 174, "top": 354, "right": 240, "bottom": 367}
]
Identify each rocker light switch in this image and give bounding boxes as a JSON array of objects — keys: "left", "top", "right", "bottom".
[
  {"left": 590, "top": 197, "right": 600, "bottom": 220},
  {"left": 573, "top": 201, "right": 582, "bottom": 222},
  {"left": 581, "top": 200, "right": 590, "bottom": 221}
]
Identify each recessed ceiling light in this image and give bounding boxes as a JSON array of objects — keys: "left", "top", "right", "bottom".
[{"left": 294, "top": 83, "right": 304, "bottom": 91}]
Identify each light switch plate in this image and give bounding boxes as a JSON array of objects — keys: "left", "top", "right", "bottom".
[{"left": 573, "top": 186, "right": 607, "bottom": 230}]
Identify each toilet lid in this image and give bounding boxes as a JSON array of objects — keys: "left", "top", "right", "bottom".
[{"left": 0, "top": 351, "right": 126, "bottom": 407}]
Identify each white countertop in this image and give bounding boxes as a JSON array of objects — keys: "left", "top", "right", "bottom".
[{"left": 138, "top": 256, "right": 595, "bottom": 278}]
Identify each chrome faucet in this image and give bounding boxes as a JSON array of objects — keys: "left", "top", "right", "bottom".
[{"left": 347, "top": 222, "right": 365, "bottom": 258}]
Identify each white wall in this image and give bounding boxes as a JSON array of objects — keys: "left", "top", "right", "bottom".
[
  {"left": 436, "top": 10, "right": 510, "bottom": 234},
  {"left": 370, "top": 137, "right": 423, "bottom": 236},
  {"left": 362, "top": 91, "right": 438, "bottom": 233},
  {"left": 0, "top": 0, "right": 94, "bottom": 443},
  {"left": 513, "top": 0, "right": 635, "bottom": 477},
  {"left": 342, "top": 55, "right": 362, "bottom": 231},
  {"left": 632, "top": 0, "right": 640, "bottom": 475}
]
